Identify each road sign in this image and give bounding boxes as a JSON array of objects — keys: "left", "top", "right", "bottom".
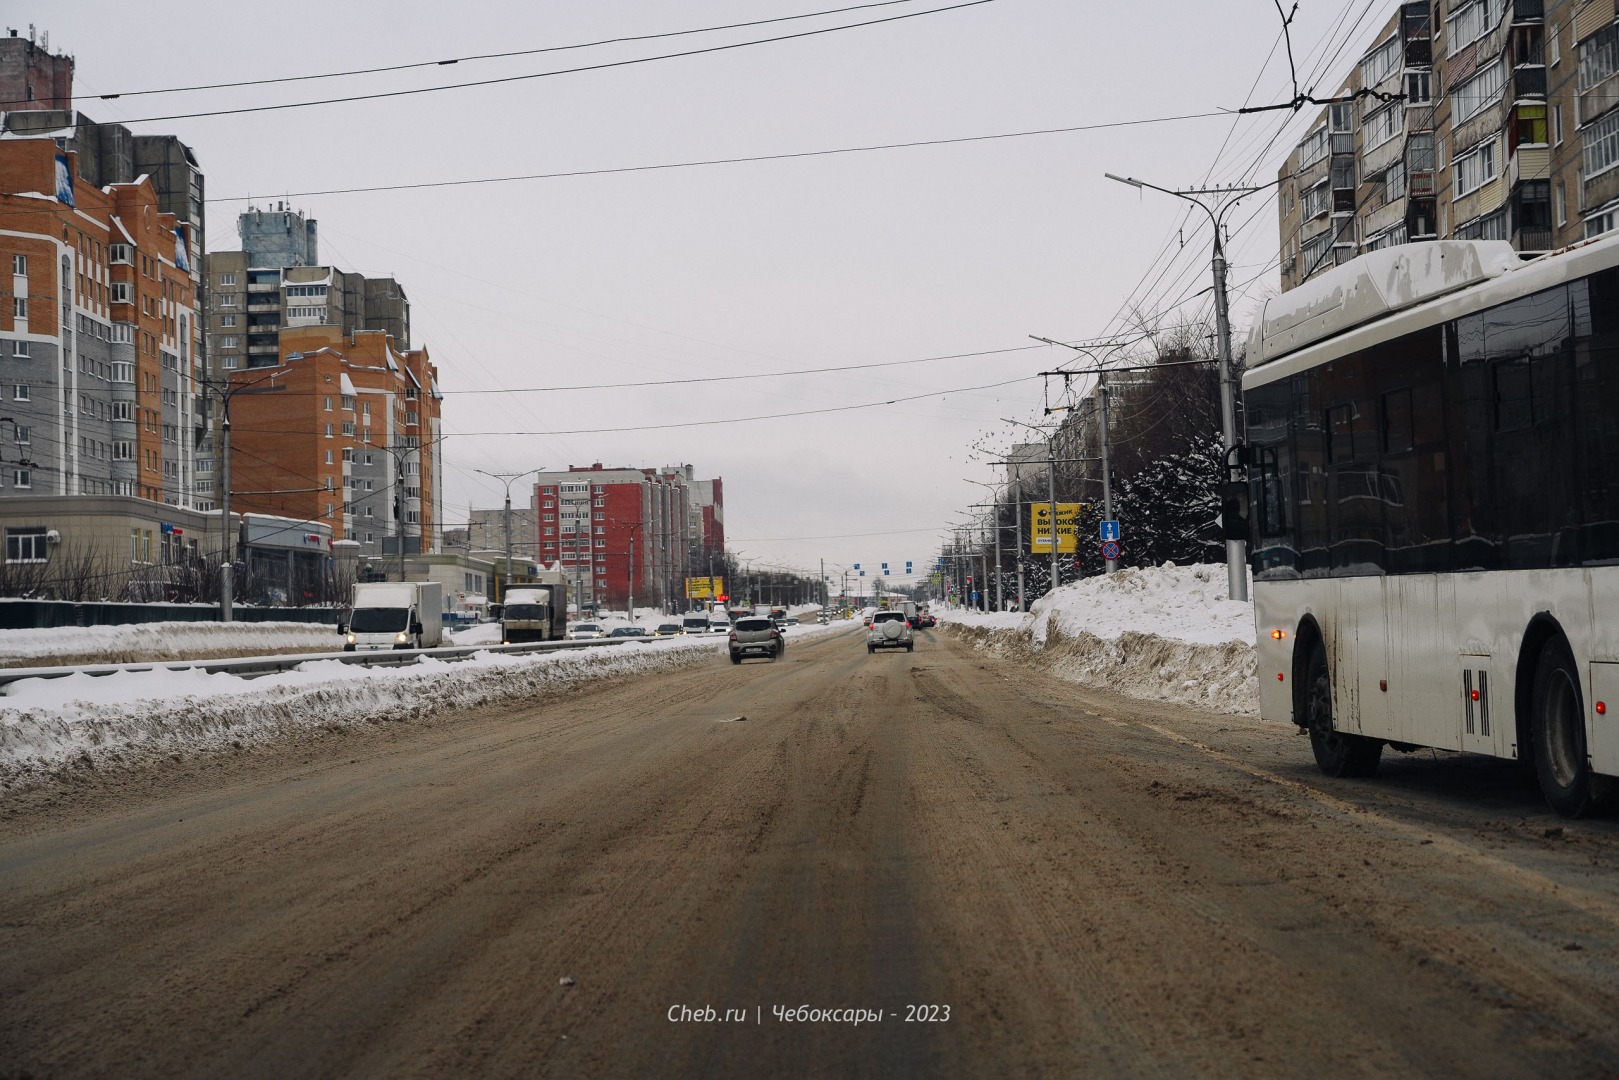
[
  {"left": 1101, "top": 539, "right": 1121, "bottom": 562},
  {"left": 1030, "top": 503, "right": 1084, "bottom": 554},
  {"left": 1100, "top": 520, "right": 1120, "bottom": 542},
  {"left": 971, "top": 591, "right": 979, "bottom": 602}
]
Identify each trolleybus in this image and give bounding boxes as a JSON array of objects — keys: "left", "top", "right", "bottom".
[{"left": 1236, "top": 236, "right": 1619, "bottom": 816}]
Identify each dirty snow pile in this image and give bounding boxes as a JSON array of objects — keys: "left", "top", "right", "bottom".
[
  {"left": 940, "top": 563, "right": 1259, "bottom": 716},
  {"left": 0, "top": 620, "right": 342, "bottom": 666},
  {"left": 0, "top": 635, "right": 731, "bottom": 784}
]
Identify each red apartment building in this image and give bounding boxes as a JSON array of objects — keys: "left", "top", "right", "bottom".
[{"left": 532, "top": 464, "right": 723, "bottom": 612}]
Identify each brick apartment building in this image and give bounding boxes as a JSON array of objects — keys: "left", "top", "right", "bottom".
[
  {"left": 1277, "top": 0, "right": 1619, "bottom": 291},
  {"left": 0, "top": 137, "right": 201, "bottom": 506},
  {"left": 531, "top": 464, "right": 723, "bottom": 612},
  {"left": 207, "top": 208, "right": 441, "bottom": 564}
]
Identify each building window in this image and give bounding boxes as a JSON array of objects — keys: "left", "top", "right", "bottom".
[
  {"left": 544, "top": 527, "right": 555, "bottom": 536},
  {"left": 11, "top": 425, "right": 27, "bottom": 444},
  {"left": 1453, "top": 138, "right": 1498, "bottom": 197},
  {"left": 324, "top": 396, "right": 333, "bottom": 411},
  {"left": 12, "top": 298, "right": 25, "bottom": 320},
  {"left": 1583, "top": 109, "right": 1619, "bottom": 181},
  {"left": 12, "top": 384, "right": 27, "bottom": 401},
  {"left": 1453, "top": 58, "right": 1506, "bottom": 125},
  {"left": 1405, "top": 71, "right": 1431, "bottom": 106},
  {"left": 1554, "top": 104, "right": 1564, "bottom": 145},
  {"left": 6, "top": 527, "right": 47, "bottom": 562},
  {"left": 10, "top": 254, "right": 25, "bottom": 275},
  {"left": 1556, "top": 180, "right": 1567, "bottom": 225},
  {"left": 110, "top": 282, "right": 131, "bottom": 304},
  {"left": 113, "top": 441, "right": 133, "bottom": 460},
  {"left": 219, "top": 294, "right": 237, "bottom": 308},
  {"left": 1586, "top": 204, "right": 1619, "bottom": 239},
  {"left": 1297, "top": 126, "right": 1328, "bottom": 168},
  {"left": 220, "top": 315, "right": 236, "bottom": 327},
  {"left": 10, "top": 469, "right": 31, "bottom": 491},
  {"left": 325, "top": 449, "right": 335, "bottom": 465},
  {"left": 11, "top": 340, "right": 29, "bottom": 357},
  {"left": 218, "top": 272, "right": 236, "bottom": 286},
  {"left": 595, "top": 538, "right": 606, "bottom": 548},
  {"left": 1359, "top": 33, "right": 1401, "bottom": 86},
  {"left": 1579, "top": 22, "right": 1618, "bottom": 91},
  {"left": 325, "top": 423, "right": 334, "bottom": 438}
]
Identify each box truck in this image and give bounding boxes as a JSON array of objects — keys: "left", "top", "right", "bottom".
[
  {"left": 501, "top": 578, "right": 568, "bottom": 643},
  {"left": 342, "top": 581, "right": 443, "bottom": 651}
]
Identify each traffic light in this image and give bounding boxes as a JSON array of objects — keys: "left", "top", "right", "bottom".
[{"left": 717, "top": 593, "right": 729, "bottom": 602}]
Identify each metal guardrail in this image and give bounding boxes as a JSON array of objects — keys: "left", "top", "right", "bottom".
[{"left": 0, "top": 635, "right": 703, "bottom": 693}]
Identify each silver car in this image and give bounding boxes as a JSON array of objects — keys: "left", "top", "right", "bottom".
[{"left": 867, "top": 610, "right": 914, "bottom": 653}]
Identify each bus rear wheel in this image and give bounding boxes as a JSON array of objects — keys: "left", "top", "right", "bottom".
[
  {"left": 1304, "top": 641, "right": 1383, "bottom": 778},
  {"left": 1531, "top": 636, "right": 1609, "bottom": 818}
]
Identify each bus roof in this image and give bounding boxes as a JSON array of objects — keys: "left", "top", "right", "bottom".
[{"left": 1245, "top": 240, "right": 1518, "bottom": 368}]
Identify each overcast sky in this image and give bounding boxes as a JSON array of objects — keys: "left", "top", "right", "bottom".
[{"left": 27, "top": 0, "right": 1390, "bottom": 584}]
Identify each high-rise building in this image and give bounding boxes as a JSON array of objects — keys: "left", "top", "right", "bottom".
[
  {"left": 1277, "top": 1, "right": 1618, "bottom": 291},
  {"left": 205, "top": 207, "right": 438, "bottom": 562},
  {"left": 532, "top": 464, "right": 715, "bottom": 612},
  {"left": 0, "top": 137, "right": 201, "bottom": 506}
]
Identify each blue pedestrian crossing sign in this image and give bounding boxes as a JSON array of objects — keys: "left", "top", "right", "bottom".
[{"left": 1100, "top": 520, "right": 1121, "bottom": 542}]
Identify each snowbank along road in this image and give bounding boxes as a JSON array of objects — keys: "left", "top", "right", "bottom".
[{"left": 3, "top": 623, "right": 1619, "bottom": 1077}]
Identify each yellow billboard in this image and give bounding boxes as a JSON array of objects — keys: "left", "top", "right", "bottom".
[
  {"left": 685, "top": 576, "right": 726, "bottom": 599},
  {"left": 1030, "top": 503, "right": 1083, "bottom": 554}
]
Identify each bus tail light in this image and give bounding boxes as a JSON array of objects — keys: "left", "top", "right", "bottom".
[
  {"left": 1270, "top": 629, "right": 1286, "bottom": 639},
  {"left": 1598, "top": 701, "right": 1608, "bottom": 715},
  {"left": 1276, "top": 672, "right": 1285, "bottom": 681}
]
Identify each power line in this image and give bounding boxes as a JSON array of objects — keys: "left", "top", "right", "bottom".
[
  {"left": 230, "top": 372, "right": 1039, "bottom": 439},
  {"left": 106, "top": 0, "right": 1002, "bottom": 125},
  {"left": 443, "top": 344, "right": 1044, "bottom": 394},
  {"left": 30, "top": 1, "right": 932, "bottom": 106},
  {"left": 204, "top": 112, "right": 1231, "bottom": 204}
]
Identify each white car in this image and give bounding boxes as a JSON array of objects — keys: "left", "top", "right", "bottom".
[
  {"left": 706, "top": 619, "right": 732, "bottom": 635},
  {"left": 568, "top": 621, "right": 604, "bottom": 640}
]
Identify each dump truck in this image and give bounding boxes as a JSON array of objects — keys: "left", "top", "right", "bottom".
[
  {"left": 342, "top": 581, "right": 443, "bottom": 651},
  {"left": 501, "top": 577, "right": 569, "bottom": 643}
]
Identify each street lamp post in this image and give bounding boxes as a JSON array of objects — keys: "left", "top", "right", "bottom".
[
  {"left": 473, "top": 467, "right": 540, "bottom": 606},
  {"left": 1105, "top": 172, "right": 1265, "bottom": 601}
]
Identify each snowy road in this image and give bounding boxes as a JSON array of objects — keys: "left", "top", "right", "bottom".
[{"left": 3, "top": 625, "right": 1619, "bottom": 1077}]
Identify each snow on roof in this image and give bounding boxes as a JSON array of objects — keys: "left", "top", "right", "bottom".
[
  {"left": 1247, "top": 241, "right": 1518, "bottom": 367},
  {"left": 109, "top": 216, "right": 136, "bottom": 246},
  {"left": 340, "top": 373, "right": 357, "bottom": 396}
]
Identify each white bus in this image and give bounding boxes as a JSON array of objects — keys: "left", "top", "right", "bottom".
[{"left": 1237, "top": 236, "right": 1619, "bottom": 817}]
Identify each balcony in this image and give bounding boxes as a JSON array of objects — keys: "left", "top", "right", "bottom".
[
  {"left": 1514, "top": 225, "right": 1553, "bottom": 251},
  {"left": 246, "top": 300, "right": 279, "bottom": 313},
  {"left": 246, "top": 280, "right": 279, "bottom": 293},
  {"left": 1512, "top": 65, "right": 1547, "bottom": 99},
  {"left": 1512, "top": 0, "right": 1543, "bottom": 21}
]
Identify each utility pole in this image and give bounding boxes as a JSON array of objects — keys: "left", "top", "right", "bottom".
[
  {"left": 993, "top": 507, "right": 1003, "bottom": 611},
  {"left": 220, "top": 404, "right": 234, "bottom": 621},
  {"left": 627, "top": 532, "right": 635, "bottom": 621},
  {"left": 1105, "top": 172, "right": 1263, "bottom": 601},
  {"left": 1098, "top": 373, "right": 1117, "bottom": 574},
  {"left": 1014, "top": 492, "right": 1025, "bottom": 611}
]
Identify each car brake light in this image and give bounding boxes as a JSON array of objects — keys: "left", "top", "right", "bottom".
[{"left": 729, "top": 632, "right": 737, "bottom": 641}]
